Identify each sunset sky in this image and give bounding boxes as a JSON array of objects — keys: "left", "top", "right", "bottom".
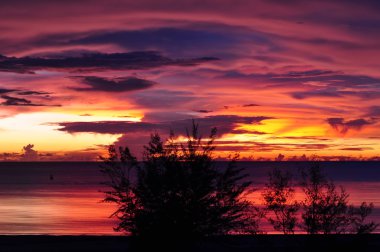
[{"left": 0, "top": 0, "right": 379, "bottom": 161}]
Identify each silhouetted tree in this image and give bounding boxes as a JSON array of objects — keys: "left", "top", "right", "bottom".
[
  {"left": 101, "top": 122, "right": 257, "bottom": 239},
  {"left": 262, "top": 168, "right": 299, "bottom": 234},
  {"left": 301, "top": 164, "right": 351, "bottom": 234},
  {"left": 349, "top": 202, "right": 379, "bottom": 234},
  {"left": 300, "top": 164, "right": 379, "bottom": 234}
]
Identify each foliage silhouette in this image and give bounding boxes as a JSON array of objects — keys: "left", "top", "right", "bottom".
[
  {"left": 348, "top": 202, "right": 379, "bottom": 234},
  {"left": 300, "top": 163, "right": 378, "bottom": 234},
  {"left": 101, "top": 122, "right": 257, "bottom": 239},
  {"left": 262, "top": 168, "right": 299, "bottom": 234},
  {"left": 300, "top": 163, "right": 351, "bottom": 234}
]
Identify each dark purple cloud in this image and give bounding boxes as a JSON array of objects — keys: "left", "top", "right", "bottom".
[
  {"left": 142, "top": 111, "right": 197, "bottom": 122},
  {"left": 0, "top": 95, "right": 54, "bottom": 106},
  {"left": 0, "top": 88, "right": 57, "bottom": 107},
  {"left": 242, "top": 103, "right": 260, "bottom": 107},
  {"left": 16, "top": 90, "right": 51, "bottom": 96},
  {"left": 194, "top": 110, "right": 213, "bottom": 113},
  {"left": 0, "top": 87, "right": 51, "bottom": 96},
  {"left": 327, "top": 117, "right": 374, "bottom": 134},
  {"left": 340, "top": 147, "right": 372, "bottom": 151},
  {"left": 366, "top": 106, "right": 380, "bottom": 117},
  {"left": 290, "top": 88, "right": 380, "bottom": 100},
  {"left": 222, "top": 69, "right": 380, "bottom": 90},
  {"left": 70, "top": 76, "right": 155, "bottom": 92},
  {"left": 211, "top": 140, "right": 332, "bottom": 152},
  {"left": 69, "top": 28, "right": 241, "bottom": 57},
  {"left": 220, "top": 69, "right": 380, "bottom": 101},
  {"left": 230, "top": 129, "right": 267, "bottom": 135},
  {"left": 222, "top": 69, "right": 339, "bottom": 81},
  {"left": 290, "top": 89, "right": 342, "bottom": 99},
  {"left": 273, "top": 136, "right": 331, "bottom": 141},
  {"left": 0, "top": 88, "right": 18, "bottom": 94},
  {"left": 9, "top": 25, "right": 275, "bottom": 60},
  {"left": 0, "top": 51, "right": 219, "bottom": 74},
  {"left": 280, "top": 70, "right": 337, "bottom": 77},
  {"left": 57, "top": 115, "right": 273, "bottom": 136},
  {"left": 58, "top": 121, "right": 156, "bottom": 134},
  {"left": 133, "top": 89, "right": 196, "bottom": 108}
]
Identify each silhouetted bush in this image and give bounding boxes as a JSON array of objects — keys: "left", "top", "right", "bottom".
[
  {"left": 300, "top": 163, "right": 378, "bottom": 234},
  {"left": 262, "top": 168, "right": 299, "bottom": 234},
  {"left": 300, "top": 164, "right": 351, "bottom": 234},
  {"left": 348, "top": 202, "right": 379, "bottom": 234},
  {"left": 101, "top": 122, "right": 258, "bottom": 239}
]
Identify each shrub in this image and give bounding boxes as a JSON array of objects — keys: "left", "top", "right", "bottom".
[{"left": 101, "top": 122, "right": 257, "bottom": 239}]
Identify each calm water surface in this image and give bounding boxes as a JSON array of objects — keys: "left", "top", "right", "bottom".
[{"left": 0, "top": 162, "right": 378, "bottom": 234}]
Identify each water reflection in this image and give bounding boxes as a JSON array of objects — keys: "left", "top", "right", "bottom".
[
  {"left": 0, "top": 162, "right": 378, "bottom": 234},
  {"left": 0, "top": 185, "right": 117, "bottom": 234}
]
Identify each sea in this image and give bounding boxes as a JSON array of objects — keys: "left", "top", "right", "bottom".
[{"left": 0, "top": 161, "right": 379, "bottom": 234}]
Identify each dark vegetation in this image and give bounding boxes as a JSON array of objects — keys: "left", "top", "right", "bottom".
[
  {"left": 101, "top": 123, "right": 258, "bottom": 241},
  {"left": 262, "top": 168, "right": 299, "bottom": 234},
  {"left": 2, "top": 235, "right": 380, "bottom": 252},
  {"left": 3, "top": 235, "right": 380, "bottom": 252},
  {"left": 262, "top": 164, "right": 378, "bottom": 234},
  {"left": 101, "top": 122, "right": 378, "bottom": 241}
]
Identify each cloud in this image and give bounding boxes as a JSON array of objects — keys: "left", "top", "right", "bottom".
[
  {"left": 327, "top": 117, "right": 374, "bottom": 134},
  {"left": 366, "top": 106, "right": 380, "bottom": 117},
  {"left": 70, "top": 28, "right": 240, "bottom": 57},
  {"left": 279, "top": 103, "right": 347, "bottom": 114},
  {"left": 0, "top": 88, "right": 57, "bottom": 108},
  {"left": 174, "top": 115, "right": 272, "bottom": 135},
  {"left": 142, "top": 111, "right": 196, "bottom": 122},
  {"left": 242, "top": 103, "right": 260, "bottom": 107},
  {"left": 132, "top": 89, "right": 196, "bottom": 109},
  {"left": 273, "top": 136, "right": 331, "bottom": 141},
  {"left": 222, "top": 69, "right": 380, "bottom": 89},
  {"left": 20, "top": 144, "right": 38, "bottom": 161},
  {"left": 222, "top": 69, "right": 339, "bottom": 81},
  {"left": 230, "top": 129, "right": 267, "bottom": 135},
  {"left": 194, "top": 109, "right": 213, "bottom": 113},
  {"left": 221, "top": 69, "right": 380, "bottom": 100},
  {"left": 290, "top": 88, "right": 380, "bottom": 100},
  {"left": 56, "top": 115, "right": 273, "bottom": 158},
  {"left": 70, "top": 76, "right": 155, "bottom": 92},
  {"left": 0, "top": 51, "right": 219, "bottom": 74},
  {"left": 290, "top": 89, "right": 342, "bottom": 99},
  {"left": 1, "top": 95, "right": 41, "bottom": 106},
  {"left": 210, "top": 140, "right": 332, "bottom": 153},
  {"left": 280, "top": 70, "right": 337, "bottom": 78},
  {"left": 56, "top": 115, "right": 273, "bottom": 136},
  {"left": 16, "top": 90, "right": 51, "bottom": 95},
  {"left": 0, "top": 0, "right": 380, "bottom": 160},
  {"left": 0, "top": 87, "right": 52, "bottom": 97},
  {"left": 0, "top": 88, "right": 17, "bottom": 94},
  {"left": 340, "top": 147, "right": 372, "bottom": 151},
  {"left": 275, "top": 153, "right": 285, "bottom": 161},
  {"left": 12, "top": 24, "right": 274, "bottom": 60},
  {"left": 0, "top": 95, "right": 59, "bottom": 107},
  {"left": 57, "top": 121, "right": 156, "bottom": 134}
]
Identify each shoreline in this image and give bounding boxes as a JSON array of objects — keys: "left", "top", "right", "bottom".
[{"left": 0, "top": 235, "right": 379, "bottom": 251}]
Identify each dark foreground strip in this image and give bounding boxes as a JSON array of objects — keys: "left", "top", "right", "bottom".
[{"left": 0, "top": 235, "right": 379, "bottom": 252}]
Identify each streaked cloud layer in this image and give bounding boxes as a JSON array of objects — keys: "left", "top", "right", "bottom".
[{"left": 0, "top": 0, "right": 379, "bottom": 160}]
